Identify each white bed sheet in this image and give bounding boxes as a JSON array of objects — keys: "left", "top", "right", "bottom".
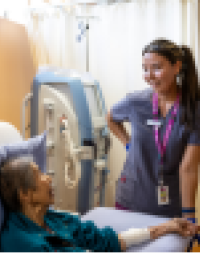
[{"left": 81, "top": 207, "right": 191, "bottom": 252}]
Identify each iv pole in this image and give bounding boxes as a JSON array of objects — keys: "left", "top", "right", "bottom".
[
  {"left": 76, "top": 6, "right": 109, "bottom": 209},
  {"left": 76, "top": 4, "right": 98, "bottom": 72}
]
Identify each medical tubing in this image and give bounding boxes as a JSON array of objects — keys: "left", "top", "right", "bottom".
[
  {"left": 120, "top": 228, "right": 151, "bottom": 248},
  {"left": 21, "top": 92, "right": 33, "bottom": 139}
]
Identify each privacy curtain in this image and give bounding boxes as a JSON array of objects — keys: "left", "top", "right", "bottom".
[{"left": 5, "top": 0, "right": 198, "bottom": 206}]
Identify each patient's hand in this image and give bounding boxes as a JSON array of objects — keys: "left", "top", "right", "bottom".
[
  {"left": 163, "top": 218, "right": 198, "bottom": 237},
  {"left": 149, "top": 218, "right": 198, "bottom": 240}
]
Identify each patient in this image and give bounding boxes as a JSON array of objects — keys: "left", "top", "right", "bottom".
[{"left": 0, "top": 156, "right": 198, "bottom": 252}]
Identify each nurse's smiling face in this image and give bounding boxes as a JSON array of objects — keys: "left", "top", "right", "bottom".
[{"left": 142, "top": 52, "right": 181, "bottom": 95}]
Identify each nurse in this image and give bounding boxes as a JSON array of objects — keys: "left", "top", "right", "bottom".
[{"left": 107, "top": 38, "right": 200, "bottom": 221}]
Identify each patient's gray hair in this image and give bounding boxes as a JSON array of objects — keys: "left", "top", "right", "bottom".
[{"left": 0, "top": 155, "right": 37, "bottom": 212}]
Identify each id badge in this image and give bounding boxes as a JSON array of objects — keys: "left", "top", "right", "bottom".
[{"left": 157, "top": 185, "right": 169, "bottom": 205}]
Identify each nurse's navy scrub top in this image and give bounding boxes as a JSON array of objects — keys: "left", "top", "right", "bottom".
[{"left": 111, "top": 88, "right": 200, "bottom": 218}]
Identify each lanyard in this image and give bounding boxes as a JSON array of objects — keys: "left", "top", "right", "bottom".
[{"left": 153, "top": 93, "right": 180, "bottom": 185}]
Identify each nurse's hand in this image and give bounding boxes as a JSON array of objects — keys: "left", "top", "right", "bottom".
[{"left": 164, "top": 218, "right": 198, "bottom": 237}]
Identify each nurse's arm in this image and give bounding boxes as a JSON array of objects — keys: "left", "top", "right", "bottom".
[
  {"left": 179, "top": 145, "right": 200, "bottom": 219},
  {"left": 107, "top": 111, "right": 130, "bottom": 146}
]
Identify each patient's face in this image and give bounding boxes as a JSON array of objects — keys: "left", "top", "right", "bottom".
[{"left": 28, "top": 163, "right": 54, "bottom": 207}]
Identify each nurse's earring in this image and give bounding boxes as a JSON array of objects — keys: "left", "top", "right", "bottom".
[{"left": 176, "top": 73, "right": 182, "bottom": 87}]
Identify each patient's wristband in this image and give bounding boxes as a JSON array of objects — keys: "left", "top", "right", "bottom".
[{"left": 120, "top": 228, "right": 151, "bottom": 248}]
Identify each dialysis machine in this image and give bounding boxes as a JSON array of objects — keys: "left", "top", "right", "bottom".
[{"left": 22, "top": 68, "right": 111, "bottom": 215}]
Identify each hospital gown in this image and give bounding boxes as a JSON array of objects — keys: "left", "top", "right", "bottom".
[{"left": 111, "top": 88, "right": 200, "bottom": 218}]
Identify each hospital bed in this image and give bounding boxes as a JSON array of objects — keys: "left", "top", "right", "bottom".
[{"left": 0, "top": 121, "right": 191, "bottom": 252}]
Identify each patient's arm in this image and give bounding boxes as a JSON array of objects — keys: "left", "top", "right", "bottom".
[
  {"left": 118, "top": 218, "right": 198, "bottom": 251},
  {"left": 148, "top": 224, "right": 171, "bottom": 240},
  {"left": 118, "top": 225, "right": 169, "bottom": 252}
]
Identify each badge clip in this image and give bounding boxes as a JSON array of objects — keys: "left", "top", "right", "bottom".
[{"left": 147, "top": 119, "right": 162, "bottom": 127}]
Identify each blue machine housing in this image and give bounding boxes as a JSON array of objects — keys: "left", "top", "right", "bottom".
[{"left": 30, "top": 70, "right": 109, "bottom": 215}]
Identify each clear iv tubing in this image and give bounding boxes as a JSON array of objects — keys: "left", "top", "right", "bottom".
[
  {"left": 63, "top": 129, "right": 81, "bottom": 189},
  {"left": 46, "top": 109, "right": 53, "bottom": 133},
  {"left": 45, "top": 111, "right": 113, "bottom": 188}
]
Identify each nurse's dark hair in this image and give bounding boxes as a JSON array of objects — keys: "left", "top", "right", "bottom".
[
  {"left": 142, "top": 38, "right": 199, "bottom": 130},
  {"left": 0, "top": 156, "right": 37, "bottom": 212}
]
